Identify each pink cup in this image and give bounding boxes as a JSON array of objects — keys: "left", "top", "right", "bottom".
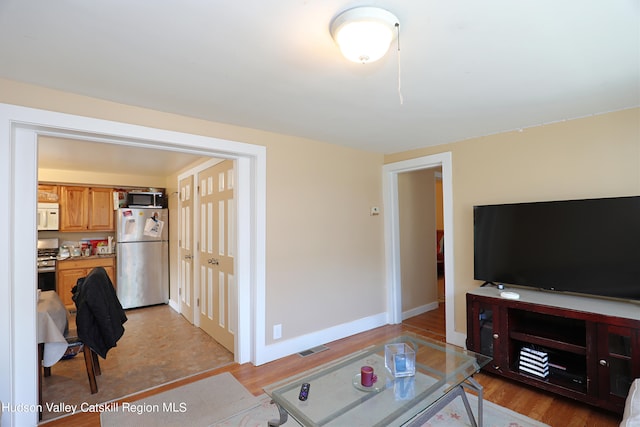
[{"left": 361, "top": 366, "right": 378, "bottom": 387}]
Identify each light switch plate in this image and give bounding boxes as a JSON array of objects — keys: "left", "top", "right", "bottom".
[{"left": 273, "top": 324, "right": 282, "bottom": 340}]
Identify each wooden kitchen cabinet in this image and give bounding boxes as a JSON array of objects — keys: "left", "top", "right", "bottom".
[
  {"left": 88, "top": 187, "right": 115, "bottom": 231},
  {"left": 59, "top": 185, "right": 114, "bottom": 232},
  {"left": 57, "top": 268, "right": 88, "bottom": 308},
  {"left": 37, "top": 184, "right": 59, "bottom": 202},
  {"left": 59, "top": 186, "right": 89, "bottom": 231},
  {"left": 57, "top": 257, "right": 116, "bottom": 309}
]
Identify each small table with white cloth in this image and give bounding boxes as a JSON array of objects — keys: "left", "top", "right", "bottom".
[{"left": 37, "top": 290, "right": 69, "bottom": 419}]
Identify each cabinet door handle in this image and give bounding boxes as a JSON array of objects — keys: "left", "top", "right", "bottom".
[
  {"left": 599, "top": 359, "right": 609, "bottom": 367},
  {"left": 493, "top": 334, "right": 499, "bottom": 339}
]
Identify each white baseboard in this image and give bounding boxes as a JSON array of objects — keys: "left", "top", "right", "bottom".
[
  {"left": 402, "top": 301, "right": 439, "bottom": 320},
  {"left": 449, "top": 330, "right": 467, "bottom": 349},
  {"left": 400, "top": 301, "right": 468, "bottom": 349},
  {"left": 255, "top": 312, "right": 388, "bottom": 365},
  {"left": 168, "top": 299, "right": 179, "bottom": 312}
]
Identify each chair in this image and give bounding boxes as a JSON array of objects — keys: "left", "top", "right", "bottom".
[
  {"left": 52, "top": 267, "right": 127, "bottom": 394},
  {"left": 42, "top": 334, "right": 102, "bottom": 394}
]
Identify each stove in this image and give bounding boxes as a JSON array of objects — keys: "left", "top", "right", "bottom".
[{"left": 37, "top": 238, "right": 59, "bottom": 271}]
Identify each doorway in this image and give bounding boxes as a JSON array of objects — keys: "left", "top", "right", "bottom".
[
  {"left": 179, "top": 158, "right": 237, "bottom": 353},
  {"left": 382, "top": 152, "right": 466, "bottom": 348},
  {"left": 396, "top": 167, "right": 445, "bottom": 336},
  {"left": 1, "top": 103, "right": 267, "bottom": 426},
  {"left": 435, "top": 173, "right": 445, "bottom": 303}
]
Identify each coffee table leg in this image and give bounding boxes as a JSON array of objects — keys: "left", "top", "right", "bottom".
[
  {"left": 406, "top": 386, "right": 468, "bottom": 426},
  {"left": 407, "top": 380, "right": 483, "bottom": 427},
  {"left": 268, "top": 400, "right": 289, "bottom": 427},
  {"left": 457, "top": 386, "right": 478, "bottom": 427},
  {"left": 461, "top": 376, "right": 483, "bottom": 427}
]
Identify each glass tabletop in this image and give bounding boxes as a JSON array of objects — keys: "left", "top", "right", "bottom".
[{"left": 264, "top": 333, "right": 492, "bottom": 427}]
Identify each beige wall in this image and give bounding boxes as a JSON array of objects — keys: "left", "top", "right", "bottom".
[
  {"left": 264, "top": 135, "right": 385, "bottom": 340},
  {"left": 386, "top": 107, "right": 640, "bottom": 333},
  {"left": 398, "top": 169, "right": 438, "bottom": 312},
  {"left": 2, "top": 78, "right": 385, "bottom": 346},
  {"left": 10, "top": 76, "right": 638, "bottom": 344},
  {"left": 162, "top": 145, "right": 386, "bottom": 343}
]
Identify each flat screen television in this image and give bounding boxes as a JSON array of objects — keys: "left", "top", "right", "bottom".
[{"left": 474, "top": 196, "right": 640, "bottom": 301}]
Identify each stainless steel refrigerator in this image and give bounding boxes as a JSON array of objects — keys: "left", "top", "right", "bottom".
[{"left": 115, "top": 208, "right": 169, "bottom": 309}]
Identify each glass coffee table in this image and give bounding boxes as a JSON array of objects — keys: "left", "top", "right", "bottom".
[{"left": 264, "top": 333, "right": 491, "bottom": 427}]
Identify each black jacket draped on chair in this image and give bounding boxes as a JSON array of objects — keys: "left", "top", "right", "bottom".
[{"left": 72, "top": 266, "right": 127, "bottom": 358}]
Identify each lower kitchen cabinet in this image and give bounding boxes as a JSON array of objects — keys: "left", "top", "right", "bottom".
[{"left": 57, "top": 257, "right": 116, "bottom": 309}]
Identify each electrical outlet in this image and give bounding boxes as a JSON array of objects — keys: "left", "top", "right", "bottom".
[{"left": 273, "top": 324, "right": 282, "bottom": 340}]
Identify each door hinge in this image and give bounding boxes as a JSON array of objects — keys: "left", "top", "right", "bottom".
[
  {"left": 178, "top": 287, "right": 181, "bottom": 296},
  {"left": 196, "top": 298, "right": 200, "bottom": 307}
]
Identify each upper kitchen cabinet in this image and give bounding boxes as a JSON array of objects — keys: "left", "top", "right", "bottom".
[
  {"left": 60, "top": 186, "right": 88, "bottom": 231},
  {"left": 88, "top": 187, "right": 115, "bottom": 231},
  {"left": 59, "top": 185, "right": 114, "bottom": 232},
  {"left": 37, "top": 184, "right": 59, "bottom": 202}
]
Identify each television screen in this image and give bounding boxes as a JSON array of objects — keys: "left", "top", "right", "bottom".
[{"left": 473, "top": 196, "right": 640, "bottom": 301}]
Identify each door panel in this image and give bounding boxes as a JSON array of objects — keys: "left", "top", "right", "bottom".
[
  {"left": 198, "top": 160, "right": 235, "bottom": 352},
  {"left": 178, "top": 176, "right": 194, "bottom": 324}
]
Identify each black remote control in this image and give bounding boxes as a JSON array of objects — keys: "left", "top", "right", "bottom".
[{"left": 298, "top": 382, "right": 310, "bottom": 401}]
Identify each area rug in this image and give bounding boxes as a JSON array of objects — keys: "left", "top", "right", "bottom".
[
  {"left": 101, "top": 372, "right": 550, "bottom": 427},
  {"left": 100, "top": 372, "right": 261, "bottom": 426},
  {"left": 215, "top": 393, "right": 550, "bottom": 427}
]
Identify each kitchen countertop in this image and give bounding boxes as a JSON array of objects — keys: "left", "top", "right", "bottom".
[{"left": 57, "top": 254, "right": 115, "bottom": 262}]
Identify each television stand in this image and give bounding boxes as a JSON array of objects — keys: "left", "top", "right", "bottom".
[{"left": 466, "top": 286, "right": 640, "bottom": 414}]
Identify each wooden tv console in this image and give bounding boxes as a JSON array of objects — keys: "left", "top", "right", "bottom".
[{"left": 466, "top": 287, "right": 640, "bottom": 414}]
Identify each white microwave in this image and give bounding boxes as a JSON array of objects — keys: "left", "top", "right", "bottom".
[{"left": 37, "top": 203, "right": 59, "bottom": 231}]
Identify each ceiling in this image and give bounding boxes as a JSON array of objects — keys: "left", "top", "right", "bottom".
[
  {"left": 38, "top": 137, "right": 204, "bottom": 176},
  {"left": 1, "top": 1, "right": 638, "bottom": 161}
]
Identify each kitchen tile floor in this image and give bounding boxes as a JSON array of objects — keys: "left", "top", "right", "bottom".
[{"left": 41, "top": 304, "right": 234, "bottom": 422}]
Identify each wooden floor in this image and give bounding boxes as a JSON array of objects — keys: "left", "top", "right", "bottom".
[{"left": 41, "top": 303, "right": 622, "bottom": 427}]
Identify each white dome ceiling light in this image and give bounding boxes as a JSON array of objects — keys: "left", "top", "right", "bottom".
[{"left": 330, "top": 7, "right": 400, "bottom": 64}]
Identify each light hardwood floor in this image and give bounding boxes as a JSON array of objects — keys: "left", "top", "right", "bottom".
[{"left": 41, "top": 303, "right": 622, "bottom": 426}]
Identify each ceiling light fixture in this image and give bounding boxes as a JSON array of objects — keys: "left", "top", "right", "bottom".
[{"left": 330, "top": 7, "right": 399, "bottom": 64}]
